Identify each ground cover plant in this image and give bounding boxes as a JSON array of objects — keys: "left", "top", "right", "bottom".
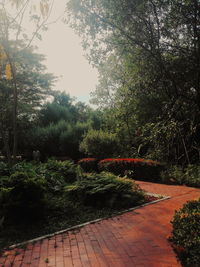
[
  {"left": 170, "top": 198, "right": 200, "bottom": 266},
  {"left": 0, "top": 160, "right": 148, "bottom": 250},
  {"left": 65, "top": 172, "right": 145, "bottom": 208}
]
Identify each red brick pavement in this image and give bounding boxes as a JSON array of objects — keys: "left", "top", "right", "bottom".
[{"left": 1, "top": 181, "right": 200, "bottom": 267}]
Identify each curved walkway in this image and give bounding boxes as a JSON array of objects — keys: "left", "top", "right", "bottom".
[{"left": 1, "top": 181, "right": 200, "bottom": 267}]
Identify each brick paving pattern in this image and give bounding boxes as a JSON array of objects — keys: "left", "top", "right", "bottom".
[{"left": 1, "top": 181, "right": 200, "bottom": 267}]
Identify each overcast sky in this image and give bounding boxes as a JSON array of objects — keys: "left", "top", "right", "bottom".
[{"left": 34, "top": 1, "right": 99, "bottom": 103}]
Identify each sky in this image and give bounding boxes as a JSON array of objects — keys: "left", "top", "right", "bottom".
[{"left": 33, "top": 1, "right": 99, "bottom": 104}]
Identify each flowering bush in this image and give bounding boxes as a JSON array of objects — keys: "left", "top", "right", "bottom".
[
  {"left": 78, "top": 158, "right": 99, "bottom": 172},
  {"left": 98, "top": 158, "right": 162, "bottom": 181},
  {"left": 170, "top": 198, "right": 200, "bottom": 265}
]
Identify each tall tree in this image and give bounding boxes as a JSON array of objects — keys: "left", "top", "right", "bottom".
[
  {"left": 0, "top": 0, "right": 55, "bottom": 162},
  {"left": 0, "top": 43, "right": 54, "bottom": 162},
  {"left": 67, "top": 0, "right": 200, "bottom": 164}
]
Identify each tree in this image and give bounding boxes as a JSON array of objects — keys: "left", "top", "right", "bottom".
[
  {"left": 67, "top": 0, "right": 200, "bottom": 164},
  {"left": 0, "top": 0, "right": 55, "bottom": 162},
  {"left": 30, "top": 92, "right": 102, "bottom": 159},
  {"left": 80, "top": 129, "right": 119, "bottom": 158},
  {"left": 0, "top": 44, "right": 55, "bottom": 163}
]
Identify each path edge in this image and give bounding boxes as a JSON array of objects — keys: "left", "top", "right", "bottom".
[{"left": 7, "top": 193, "right": 170, "bottom": 250}]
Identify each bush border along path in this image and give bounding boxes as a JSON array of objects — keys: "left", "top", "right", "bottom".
[{"left": 1, "top": 181, "right": 200, "bottom": 267}]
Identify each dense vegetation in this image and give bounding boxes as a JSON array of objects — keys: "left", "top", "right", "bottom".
[
  {"left": 1, "top": 0, "right": 200, "bottom": 168},
  {"left": 0, "top": 160, "right": 146, "bottom": 248},
  {"left": 170, "top": 198, "right": 200, "bottom": 266},
  {"left": 67, "top": 0, "right": 200, "bottom": 166},
  {"left": 1, "top": 1, "right": 200, "bottom": 263}
]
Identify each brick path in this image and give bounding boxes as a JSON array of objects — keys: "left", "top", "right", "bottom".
[{"left": 1, "top": 181, "right": 200, "bottom": 267}]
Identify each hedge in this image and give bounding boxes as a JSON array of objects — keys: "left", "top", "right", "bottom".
[
  {"left": 98, "top": 158, "right": 163, "bottom": 181},
  {"left": 78, "top": 158, "right": 98, "bottom": 172},
  {"left": 170, "top": 198, "right": 200, "bottom": 265}
]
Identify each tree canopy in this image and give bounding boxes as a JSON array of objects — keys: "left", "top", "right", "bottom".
[
  {"left": 0, "top": 43, "right": 55, "bottom": 162},
  {"left": 67, "top": 0, "right": 200, "bottom": 164}
]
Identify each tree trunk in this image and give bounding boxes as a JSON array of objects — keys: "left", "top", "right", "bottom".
[
  {"left": 2, "top": 130, "right": 11, "bottom": 166},
  {"left": 10, "top": 62, "right": 18, "bottom": 164}
]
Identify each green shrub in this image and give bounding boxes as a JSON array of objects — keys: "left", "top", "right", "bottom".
[
  {"left": 6, "top": 171, "right": 47, "bottom": 220},
  {"left": 161, "top": 165, "right": 200, "bottom": 187},
  {"left": 39, "top": 169, "right": 66, "bottom": 193},
  {"left": 161, "top": 165, "right": 185, "bottom": 185},
  {"left": 98, "top": 158, "right": 162, "bottom": 181},
  {"left": 65, "top": 172, "right": 145, "bottom": 208},
  {"left": 78, "top": 158, "right": 99, "bottom": 172},
  {"left": 0, "top": 161, "right": 10, "bottom": 176},
  {"left": 0, "top": 175, "right": 10, "bottom": 187},
  {"left": 184, "top": 165, "right": 200, "bottom": 187},
  {"left": 0, "top": 187, "right": 12, "bottom": 219},
  {"left": 45, "top": 159, "right": 82, "bottom": 183},
  {"left": 11, "top": 161, "right": 36, "bottom": 176},
  {"left": 170, "top": 198, "right": 200, "bottom": 266},
  {"left": 79, "top": 129, "right": 119, "bottom": 158}
]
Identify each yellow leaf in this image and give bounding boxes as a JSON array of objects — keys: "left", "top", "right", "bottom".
[
  {"left": 5, "top": 64, "right": 12, "bottom": 80},
  {"left": 0, "top": 45, "right": 7, "bottom": 60}
]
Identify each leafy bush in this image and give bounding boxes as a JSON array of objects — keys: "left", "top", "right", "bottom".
[
  {"left": 78, "top": 158, "right": 99, "bottom": 172},
  {"left": 79, "top": 129, "right": 119, "bottom": 158},
  {"left": 170, "top": 198, "right": 200, "bottom": 266},
  {"left": 0, "top": 161, "right": 9, "bottom": 176},
  {"left": 161, "top": 165, "right": 185, "bottom": 185},
  {"left": 0, "top": 187, "right": 12, "bottom": 219},
  {"left": 65, "top": 172, "right": 145, "bottom": 208},
  {"left": 11, "top": 161, "right": 36, "bottom": 175},
  {"left": 184, "top": 165, "right": 200, "bottom": 187},
  {"left": 39, "top": 164, "right": 74, "bottom": 193},
  {"left": 98, "top": 158, "right": 162, "bottom": 181},
  {"left": 44, "top": 159, "right": 82, "bottom": 183},
  {"left": 161, "top": 165, "right": 200, "bottom": 187},
  {"left": 4, "top": 171, "right": 46, "bottom": 220}
]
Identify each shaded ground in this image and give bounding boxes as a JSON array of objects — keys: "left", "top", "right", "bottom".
[{"left": 0, "top": 181, "right": 199, "bottom": 267}]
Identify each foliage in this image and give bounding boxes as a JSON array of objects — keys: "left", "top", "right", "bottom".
[
  {"left": 0, "top": 161, "right": 9, "bottom": 176},
  {"left": 78, "top": 158, "right": 99, "bottom": 172},
  {"left": 0, "top": 159, "right": 83, "bottom": 221},
  {"left": 1, "top": 171, "right": 46, "bottom": 220},
  {"left": 65, "top": 172, "right": 145, "bottom": 208},
  {"left": 184, "top": 165, "right": 200, "bottom": 187},
  {"left": 11, "top": 161, "right": 37, "bottom": 174},
  {"left": 26, "top": 92, "right": 101, "bottom": 159},
  {"left": 161, "top": 165, "right": 200, "bottom": 187},
  {"left": 0, "top": 161, "right": 147, "bottom": 249},
  {"left": 0, "top": 44, "right": 55, "bottom": 162},
  {"left": 161, "top": 165, "right": 186, "bottom": 185},
  {"left": 0, "top": 0, "right": 55, "bottom": 162},
  {"left": 98, "top": 158, "right": 162, "bottom": 181},
  {"left": 80, "top": 129, "right": 119, "bottom": 158},
  {"left": 44, "top": 159, "right": 82, "bottom": 183},
  {"left": 67, "top": 0, "right": 200, "bottom": 165},
  {"left": 171, "top": 198, "right": 200, "bottom": 266}
]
